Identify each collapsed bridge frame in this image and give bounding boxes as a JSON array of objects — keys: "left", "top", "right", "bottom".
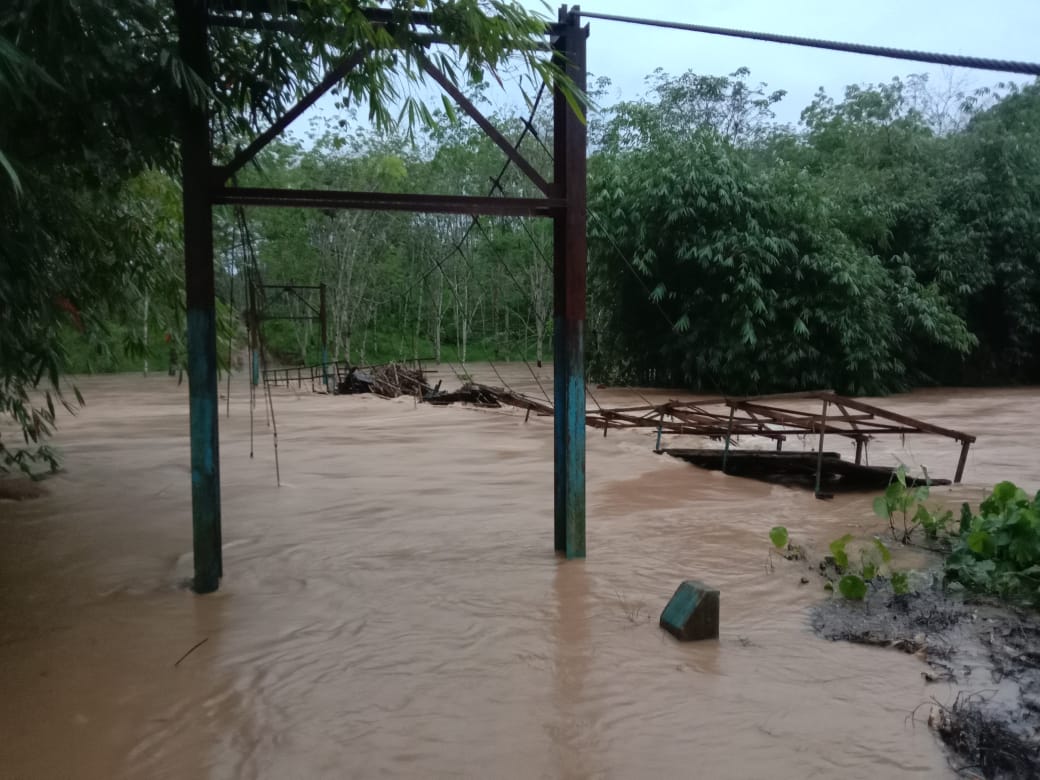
[{"left": 430, "top": 384, "right": 976, "bottom": 493}]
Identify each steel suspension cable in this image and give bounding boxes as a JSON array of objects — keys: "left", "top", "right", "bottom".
[{"left": 579, "top": 10, "right": 1040, "bottom": 76}]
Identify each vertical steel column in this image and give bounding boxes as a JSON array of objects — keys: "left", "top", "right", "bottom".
[
  {"left": 552, "top": 6, "right": 588, "bottom": 558},
  {"left": 177, "top": 0, "right": 222, "bottom": 593},
  {"left": 954, "top": 439, "right": 970, "bottom": 484},
  {"left": 814, "top": 401, "right": 830, "bottom": 498},
  {"left": 721, "top": 406, "right": 736, "bottom": 473},
  {"left": 319, "top": 282, "right": 330, "bottom": 391}
]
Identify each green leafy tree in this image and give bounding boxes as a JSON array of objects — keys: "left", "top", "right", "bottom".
[
  {"left": 0, "top": 0, "right": 575, "bottom": 472},
  {"left": 586, "top": 69, "right": 1040, "bottom": 394}
]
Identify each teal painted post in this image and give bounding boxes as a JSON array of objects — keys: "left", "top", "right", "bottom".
[
  {"left": 177, "top": 0, "right": 222, "bottom": 593},
  {"left": 251, "top": 349, "right": 260, "bottom": 386},
  {"left": 721, "top": 406, "right": 736, "bottom": 473},
  {"left": 554, "top": 320, "right": 586, "bottom": 557},
  {"left": 552, "top": 7, "right": 587, "bottom": 558},
  {"left": 814, "top": 401, "right": 829, "bottom": 497},
  {"left": 319, "top": 283, "right": 330, "bottom": 392}
]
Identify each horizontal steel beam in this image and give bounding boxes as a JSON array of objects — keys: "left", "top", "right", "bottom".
[
  {"left": 206, "top": 14, "right": 450, "bottom": 46},
  {"left": 209, "top": 1, "right": 437, "bottom": 27},
  {"left": 214, "top": 186, "right": 562, "bottom": 216},
  {"left": 207, "top": 14, "right": 306, "bottom": 33},
  {"left": 207, "top": 2, "right": 559, "bottom": 34},
  {"left": 815, "top": 393, "right": 976, "bottom": 442},
  {"left": 735, "top": 402, "right": 874, "bottom": 427}
]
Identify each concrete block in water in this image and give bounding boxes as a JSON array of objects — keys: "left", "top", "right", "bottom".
[{"left": 660, "top": 580, "right": 720, "bottom": 641}]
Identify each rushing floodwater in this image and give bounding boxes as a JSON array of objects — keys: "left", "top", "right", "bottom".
[{"left": 1, "top": 366, "right": 1037, "bottom": 778}]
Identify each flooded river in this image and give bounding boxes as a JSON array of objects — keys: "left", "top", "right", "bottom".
[{"left": 1, "top": 366, "right": 1037, "bottom": 778}]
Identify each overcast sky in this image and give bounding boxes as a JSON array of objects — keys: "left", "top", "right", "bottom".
[
  {"left": 294, "top": 0, "right": 1039, "bottom": 141},
  {"left": 547, "top": 0, "right": 1039, "bottom": 123}
]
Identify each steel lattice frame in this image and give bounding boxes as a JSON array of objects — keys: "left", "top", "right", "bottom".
[{"left": 175, "top": 1, "right": 589, "bottom": 592}]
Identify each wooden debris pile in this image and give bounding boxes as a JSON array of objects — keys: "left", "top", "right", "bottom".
[
  {"left": 425, "top": 382, "right": 553, "bottom": 413},
  {"left": 336, "top": 362, "right": 431, "bottom": 398},
  {"left": 425, "top": 383, "right": 502, "bottom": 408}
]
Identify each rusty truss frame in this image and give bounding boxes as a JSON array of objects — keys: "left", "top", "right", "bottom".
[
  {"left": 175, "top": 0, "right": 589, "bottom": 592},
  {"left": 593, "top": 392, "right": 973, "bottom": 468},
  {"left": 430, "top": 385, "right": 975, "bottom": 495},
  {"left": 244, "top": 279, "right": 330, "bottom": 390}
]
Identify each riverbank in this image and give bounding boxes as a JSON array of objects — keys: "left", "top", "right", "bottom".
[{"left": 812, "top": 580, "right": 1040, "bottom": 778}]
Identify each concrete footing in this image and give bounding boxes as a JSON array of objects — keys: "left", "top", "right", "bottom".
[{"left": 660, "top": 580, "right": 720, "bottom": 641}]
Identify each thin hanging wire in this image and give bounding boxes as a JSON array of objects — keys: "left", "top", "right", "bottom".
[
  {"left": 467, "top": 217, "right": 551, "bottom": 404},
  {"left": 245, "top": 262, "right": 258, "bottom": 457},
  {"left": 397, "top": 83, "right": 554, "bottom": 402},
  {"left": 236, "top": 205, "right": 281, "bottom": 486},
  {"left": 504, "top": 136, "right": 663, "bottom": 411},
  {"left": 343, "top": 83, "right": 556, "bottom": 392},
  {"left": 383, "top": 81, "right": 552, "bottom": 312},
  {"left": 224, "top": 234, "right": 239, "bottom": 419}
]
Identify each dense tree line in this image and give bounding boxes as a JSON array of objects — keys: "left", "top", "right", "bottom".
[
  {"left": 588, "top": 70, "right": 1040, "bottom": 394},
  {"left": 234, "top": 69, "right": 1040, "bottom": 398}
]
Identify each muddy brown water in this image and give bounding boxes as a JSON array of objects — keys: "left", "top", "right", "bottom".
[{"left": 0, "top": 366, "right": 1037, "bottom": 778}]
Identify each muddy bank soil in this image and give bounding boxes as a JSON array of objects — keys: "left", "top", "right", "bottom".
[
  {"left": 813, "top": 582, "right": 1040, "bottom": 778},
  {"left": 0, "top": 477, "right": 48, "bottom": 501}
]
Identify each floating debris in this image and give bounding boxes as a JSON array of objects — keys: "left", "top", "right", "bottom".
[{"left": 336, "top": 362, "right": 431, "bottom": 398}]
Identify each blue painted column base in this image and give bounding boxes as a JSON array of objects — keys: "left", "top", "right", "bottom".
[
  {"left": 188, "top": 307, "right": 223, "bottom": 593},
  {"left": 554, "top": 316, "right": 586, "bottom": 558}
]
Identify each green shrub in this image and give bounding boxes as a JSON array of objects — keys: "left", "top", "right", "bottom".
[
  {"left": 945, "top": 482, "right": 1040, "bottom": 606},
  {"left": 872, "top": 465, "right": 954, "bottom": 544}
]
